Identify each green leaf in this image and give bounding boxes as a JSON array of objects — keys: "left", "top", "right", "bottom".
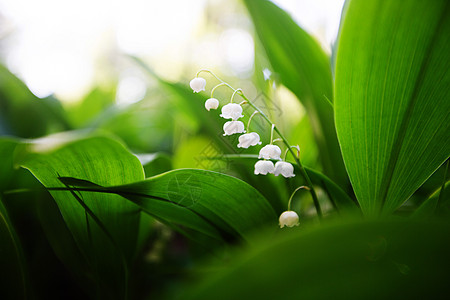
[
  {"left": 181, "top": 219, "right": 450, "bottom": 300},
  {"left": 17, "top": 134, "right": 145, "bottom": 298},
  {"left": 243, "top": 0, "right": 349, "bottom": 188},
  {"left": 0, "top": 197, "right": 28, "bottom": 299},
  {"left": 335, "top": 0, "right": 450, "bottom": 216},
  {"left": 59, "top": 168, "right": 277, "bottom": 243}
]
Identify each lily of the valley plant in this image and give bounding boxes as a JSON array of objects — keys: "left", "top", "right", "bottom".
[{"left": 190, "top": 70, "right": 324, "bottom": 225}]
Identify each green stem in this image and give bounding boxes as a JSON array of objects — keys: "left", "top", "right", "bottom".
[
  {"left": 247, "top": 111, "right": 259, "bottom": 132},
  {"left": 198, "top": 70, "right": 323, "bottom": 219},
  {"left": 287, "top": 186, "right": 310, "bottom": 210},
  {"left": 230, "top": 88, "right": 242, "bottom": 103},
  {"left": 270, "top": 124, "right": 275, "bottom": 145},
  {"left": 211, "top": 82, "right": 227, "bottom": 98}
]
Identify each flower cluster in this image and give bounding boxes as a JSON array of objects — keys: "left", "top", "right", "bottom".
[
  {"left": 189, "top": 74, "right": 296, "bottom": 179},
  {"left": 190, "top": 71, "right": 314, "bottom": 229}
]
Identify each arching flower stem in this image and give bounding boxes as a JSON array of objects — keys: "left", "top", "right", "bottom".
[
  {"left": 230, "top": 88, "right": 242, "bottom": 103},
  {"left": 210, "top": 82, "right": 228, "bottom": 98},
  {"left": 198, "top": 70, "right": 322, "bottom": 219},
  {"left": 270, "top": 124, "right": 275, "bottom": 145},
  {"left": 287, "top": 186, "right": 311, "bottom": 210},
  {"left": 247, "top": 111, "right": 259, "bottom": 132},
  {"left": 284, "top": 145, "right": 300, "bottom": 161}
]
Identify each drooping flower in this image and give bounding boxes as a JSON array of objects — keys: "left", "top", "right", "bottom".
[
  {"left": 254, "top": 160, "right": 275, "bottom": 175},
  {"left": 220, "top": 103, "right": 243, "bottom": 120},
  {"left": 237, "top": 132, "right": 261, "bottom": 148},
  {"left": 190, "top": 77, "right": 206, "bottom": 93},
  {"left": 258, "top": 144, "right": 282, "bottom": 160},
  {"left": 205, "top": 98, "right": 219, "bottom": 111},
  {"left": 274, "top": 161, "right": 295, "bottom": 178},
  {"left": 279, "top": 211, "right": 299, "bottom": 228},
  {"left": 223, "top": 121, "right": 245, "bottom": 136}
]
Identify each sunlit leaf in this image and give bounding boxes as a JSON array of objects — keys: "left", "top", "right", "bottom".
[
  {"left": 58, "top": 168, "right": 277, "bottom": 243},
  {"left": 335, "top": 0, "right": 450, "bottom": 216}
]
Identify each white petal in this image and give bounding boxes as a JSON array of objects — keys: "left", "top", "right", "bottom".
[
  {"left": 190, "top": 77, "right": 206, "bottom": 93},
  {"left": 254, "top": 160, "right": 275, "bottom": 175},
  {"left": 274, "top": 161, "right": 295, "bottom": 178},
  {"left": 237, "top": 132, "right": 261, "bottom": 148},
  {"left": 258, "top": 144, "right": 282, "bottom": 160},
  {"left": 220, "top": 103, "right": 243, "bottom": 120},
  {"left": 223, "top": 121, "right": 246, "bottom": 136},
  {"left": 205, "top": 98, "right": 219, "bottom": 111},
  {"left": 279, "top": 211, "right": 299, "bottom": 228}
]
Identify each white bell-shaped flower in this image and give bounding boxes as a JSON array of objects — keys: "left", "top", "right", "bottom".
[
  {"left": 220, "top": 103, "right": 243, "bottom": 120},
  {"left": 279, "top": 211, "right": 299, "bottom": 228},
  {"left": 223, "top": 121, "right": 245, "bottom": 136},
  {"left": 258, "top": 144, "right": 282, "bottom": 160},
  {"left": 237, "top": 132, "right": 261, "bottom": 148},
  {"left": 190, "top": 77, "right": 206, "bottom": 93},
  {"left": 254, "top": 160, "right": 275, "bottom": 175},
  {"left": 274, "top": 161, "right": 295, "bottom": 178},
  {"left": 205, "top": 98, "right": 219, "bottom": 111}
]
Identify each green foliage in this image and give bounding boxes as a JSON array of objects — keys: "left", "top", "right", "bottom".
[
  {"left": 181, "top": 219, "right": 450, "bottom": 300},
  {"left": 0, "top": 0, "right": 449, "bottom": 298},
  {"left": 335, "top": 0, "right": 450, "bottom": 216}
]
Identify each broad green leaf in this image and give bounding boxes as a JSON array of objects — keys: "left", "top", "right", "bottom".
[
  {"left": 243, "top": 0, "right": 349, "bottom": 188},
  {"left": 18, "top": 134, "right": 145, "bottom": 299},
  {"left": 181, "top": 219, "right": 450, "bottom": 300},
  {"left": 59, "top": 168, "right": 277, "bottom": 243},
  {"left": 0, "top": 198, "right": 28, "bottom": 300},
  {"left": 335, "top": 0, "right": 450, "bottom": 216}
]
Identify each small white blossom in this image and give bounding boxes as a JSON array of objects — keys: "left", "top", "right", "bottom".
[
  {"left": 223, "top": 121, "right": 245, "bottom": 136},
  {"left": 205, "top": 98, "right": 219, "bottom": 111},
  {"left": 220, "top": 103, "right": 243, "bottom": 120},
  {"left": 279, "top": 211, "right": 299, "bottom": 228},
  {"left": 258, "top": 144, "right": 282, "bottom": 160},
  {"left": 237, "top": 132, "right": 261, "bottom": 148},
  {"left": 190, "top": 77, "right": 206, "bottom": 93},
  {"left": 254, "top": 160, "right": 275, "bottom": 175},
  {"left": 263, "top": 68, "right": 272, "bottom": 81},
  {"left": 274, "top": 161, "right": 295, "bottom": 178}
]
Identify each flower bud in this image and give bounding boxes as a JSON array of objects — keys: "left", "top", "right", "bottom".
[
  {"left": 220, "top": 103, "right": 243, "bottom": 120},
  {"left": 205, "top": 98, "right": 219, "bottom": 111},
  {"left": 190, "top": 77, "right": 206, "bottom": 93},
  {"left": 258, "top": 144, "right": 282, "bottom": 160},
  {"left": 279, "top": 211, "right": 299, "bottom": 228},
  {"left": 223, "top": 121, "right": 245, "bottom": 136},
  {"left": 254, "top": 160, "right": 275, "bottom": 175},
  {"left": 237, "top": 132, "right": 261, "bottom": 148},
  {"left": 274, "top": 161, "right": 295, "bottom": 178}
]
